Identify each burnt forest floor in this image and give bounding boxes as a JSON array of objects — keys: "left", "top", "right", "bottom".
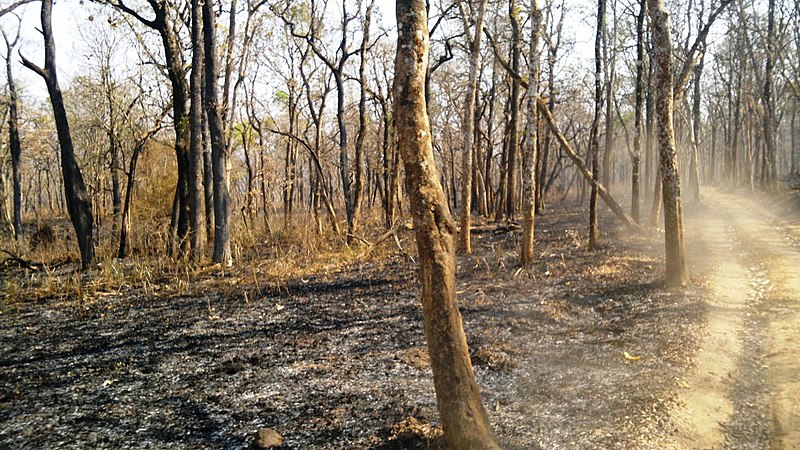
[{"left": 0, "top": 202, "right": 709, "bottom": 449}]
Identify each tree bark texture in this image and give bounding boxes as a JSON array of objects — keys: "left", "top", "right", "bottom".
[
  {"left": 393, "top": 0, "right": 500, "bottom": 447},
  {"left": 648, "top": 0, "right": 688, "bottom": 286}
]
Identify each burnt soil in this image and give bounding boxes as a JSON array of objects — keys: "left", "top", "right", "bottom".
[{"left": 0, "top": 206, "right": 705, "bottom": 449}]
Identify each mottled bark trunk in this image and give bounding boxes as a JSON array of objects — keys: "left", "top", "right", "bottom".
[
  {"left": 21, "top": 0, "right": 94, "bottom": 269},
  {"left": 521, "top": 0, "right": 542, "bottom": 267},
  {"left": 648, "top": 0, "right": 688, "bottom": 286},
  {"left": 394, "top": 0, "right": 499, "bottom": 446},
  {"left": 204, "top": 0, "right": 232, "bottom": 266}
]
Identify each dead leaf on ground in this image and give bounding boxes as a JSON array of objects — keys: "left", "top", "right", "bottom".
[{"left": 623, "top": 351, "right": 641, "bottom": 361}]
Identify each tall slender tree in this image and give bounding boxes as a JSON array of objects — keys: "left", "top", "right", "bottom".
[
  {"left": 2, "top": 23, "right": 22, "bottom": 240},
  {"left": 20, "top": 0, "right": 95, "bottom": 268},
  {"left": 631, "top": 0, "right": 645, "bottom": 221},
  {"left": 521, "top": 0, "right": 542, "bottom": 266},
  {"left": 456, "top": 0, "right": 489, "bottom": 254},
  {"left": 188, "top": 0, "right": 206, "bottom": 261},
  {"left": 589, "top": 0, "right": 605, "bottom": 248},
  {"left": 204, "top": 0, "right": 232, "bottom": 266}
]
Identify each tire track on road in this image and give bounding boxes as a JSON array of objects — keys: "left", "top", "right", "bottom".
[
  {"left": 713, "top": 190, "right": 800, "bottom": 450},
  {"left": 663, "top": 204, "right": 750, "bottom": 449}
]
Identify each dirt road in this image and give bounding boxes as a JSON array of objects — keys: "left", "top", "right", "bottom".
[{"left": 662, "top": 187, "right": 800, "bottom": 449}]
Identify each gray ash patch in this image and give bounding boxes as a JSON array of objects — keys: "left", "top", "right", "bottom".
[{"left": 1, "top": 209, "right": 702, "bottom": 448}]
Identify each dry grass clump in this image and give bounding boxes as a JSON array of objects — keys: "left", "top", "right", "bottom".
[{"left": 0, "top": 208, "right": 409, "bottom": 310}]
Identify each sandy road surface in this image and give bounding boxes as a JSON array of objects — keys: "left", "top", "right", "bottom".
[{"left": 664, "top": 188, "right": 800, "bottom": 449}]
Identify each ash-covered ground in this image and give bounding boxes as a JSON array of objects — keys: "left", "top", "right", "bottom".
[{"left": 0, "top": 209, "right": 704, "bottom": 449}]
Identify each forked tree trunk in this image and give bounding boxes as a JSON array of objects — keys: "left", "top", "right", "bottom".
[
  {"left": 648, "top": 0, "right": 687, "bottom": 286},
  {"left": 393, "top": 0, "right": 499, "bottom": 447},
  {"left": 21, "top": 0, "right": 94, "bottom": 269},
  {"left": 3, "top": 27, "right": 22, "bottom": 240},
  {"left": 520, "top": 0, "right": 542, "bottom": 266}
]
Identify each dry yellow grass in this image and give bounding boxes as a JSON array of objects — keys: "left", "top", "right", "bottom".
[{"left": 0, "top": 209, "right": 407, "bottom": 309}]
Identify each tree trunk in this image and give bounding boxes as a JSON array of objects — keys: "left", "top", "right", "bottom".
[
  {"left": 505, "top": 0, "right": 521, "bottom": 221},
  {"left": 631, "top": 0, "right": 645, "bottom": 222},
  {"left": 520, "top": 0, "right": 542, "bottom": 267},
  {"left": 457, "top": 0, "right": 488, "bottom": 254},
  {"left": 203, "top": 0, "right": 232, "bottom": 266},
  {"left": 119, "top": 126, "right": 159, "bottom": 258},
  {"left": 21, "top": 0, "right": 94, "bottom": 268},
  {"left": 393, "top": 0, "right": 499, "bottom": 447},
  {"left": 762, "top": 0, "right": 777, "bottom": 191},
  {"left": 4, "top": 29, "right": 22, "bottom": 240},
  {"left": 648, "top": 0, "right": 688, "bottom": 286},
  {"left": 188, "top": 0, "right": 206, "bottom": 261},
  {"left": 689, "top": 49, "right": 703, "bottom": 205},
  {"left": 203, "top": 113, "right": 214, "bottom": 242},
  {"left": 589, "top": 0, "right": 605, "bottom": 248},
  {"left": 350, "top": 0, "right": 375, "bottom": 241}
]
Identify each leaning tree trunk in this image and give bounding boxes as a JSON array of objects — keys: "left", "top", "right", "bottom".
[
  {"left": 457, "top": 0, "right": 488, "bottom": 254},
  {"left": 520, "top": 0, "right": 542, "bottom": 266},
  {"left": 648, "top": 0, "right": 688, "bottom": 286},
  {"left": 393, "top": 0, "right": 500, "bottom": 447},
  {"left": 203, "top": 0, "right": 232, "bottom": 266},
  {"left": 21, "top": 0, "right": 94, "bottom": 269}
]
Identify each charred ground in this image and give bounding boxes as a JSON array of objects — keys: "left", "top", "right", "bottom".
[{"left": 0, "top": 205, "right": 705, "bottom": 449}]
